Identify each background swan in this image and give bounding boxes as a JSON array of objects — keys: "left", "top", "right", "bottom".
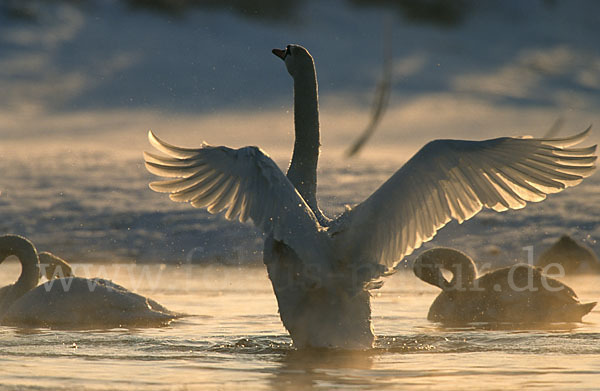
[
  {"left": 144, "top": 44, "right": 596, "bottom": 348},
  {"left": 414, "top": 247, "right": 597, "bottom": 324},
  {"left": 38, "top": 251, "right": 74, "bottom": 280},
  {"left": 0, "top": 235, "right": 40, "bottom": 315},
  {"left": 536, "top": 235, "right": 600, "bottom": 274},
  {"left": 0, "top": 234, "right": 180, "bottom": 328}
]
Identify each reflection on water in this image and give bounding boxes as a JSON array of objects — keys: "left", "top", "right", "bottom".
[{"left": 0, "top": 265, "right": 598, "bottom": 390}]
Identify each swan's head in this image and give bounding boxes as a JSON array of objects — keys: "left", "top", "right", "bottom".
[
  {"left": 537, "top": 234, "right": 600, "bottom": 273},
  {"left": 38, "top": 251, "right": 73, "bottom": 280},
  {"left": 272, "top": 44, "right": 315, "bottom": 77},
  {"left": 414, "top": 248, "right": 478, "bottom": 290},
  {"left": 413, "top": 250, "right": 451, "bottom": 290}
]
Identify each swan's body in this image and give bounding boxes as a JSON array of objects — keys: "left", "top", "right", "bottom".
[
  {"left": 144, "top": 44, "right": 596, "bottom": 348},
  {"left": 537, "top": 235, "right": 600, "bottom": 274},
  {"left": 414, "top": 248, "right": 597, "bottom": 324},
  {"left": 0, "top": 235, "right": 179, "bottom": 328},
  {"left": 1, "top": 277, "right": 177, "bottom": 328}
]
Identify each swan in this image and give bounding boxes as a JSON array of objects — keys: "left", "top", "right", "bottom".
[
  {"left": 144, "top": 44, "right": 597, "bottom": 348},
  {"left": 537, "top": 235, "right": 600, "bottom": 274},
  {"left": 0, "top": 234, "right": 180, "bottom": 328},
  {"left": 0, "top": 235, "right": 39, "bottom": 314},
  {"left": 414, "top": 247, "right": 597, "bottom": 324},
  {"left": 38, "top": 251, "right": 74, "bottom": 280}
]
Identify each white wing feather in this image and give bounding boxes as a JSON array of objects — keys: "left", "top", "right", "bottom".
[
  {"left": 333, "top": 127, "right": 597, "bottom": 270},
  {"left": 144, "top": 131, "right": 332, "bottom": 268}
]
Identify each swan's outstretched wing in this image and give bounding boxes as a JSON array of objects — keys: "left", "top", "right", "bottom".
[
  {"left": 333, "top": 128, "right": 597, "bottom": 270},
  {"left": 144, "top": 131, "right": 331, "bottom": 267}
]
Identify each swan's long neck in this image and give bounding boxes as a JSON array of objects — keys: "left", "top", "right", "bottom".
[
  {"left": 0, "top": 235, "right": 40, "bottom": 300},
  {"left": 414, "top": 248, "right": 477, "bottom": 290},
  {"left": 444, "top": 253, "right": 477, "bottom": 289},
  {"left": 287, "top": 64, "right": 329, "bottom": 224}
]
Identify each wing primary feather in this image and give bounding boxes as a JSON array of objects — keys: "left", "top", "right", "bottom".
[
  {"left": 485, "top": 171, "right": 527, "bottom": 209},
  {"left": 238, "top": 193, "right": 250, "bottom": 222},
  {"left": 413, "top": 206, "right": 425, "bottom": 247},
  {"left": 419, "top": 194, "right": 436, "bottom": 239},
  {"left": 449, "top": 166, "right": 483, "bottom": 215},
  {"left": 442, "top": 181, "right": 467, "bottom": 222},
  {"left": 144, "top": 160, "right": 208, "bottom": 177},
  {"left": 479, "top": 172, "right": 512, "bottom": 211},
  {"left": 207, "top": 179, "right": 238, "bottom": 214},
  {"left": 169, "top": 172, "right": 224, "bottom": 202},
  {"left": 149, "top": 166, "right": 215, "bottom": 192},
  {"left": 405, "top": 206, "right": 417, "bottom": 257},
  {"left": 457, "top": 158, "right": 499, "bottom": 207},
  {"left": 483, "top": 140, "right": 596, "bottom": 174},
  {"left": 510, "top": 162, "right": 568, "bottom": 191},
  {"left": 538, "top": 125, "right": 591, "bottom": 147},
  {"left": 399, "top": 205, "right": 410, "bottom": 259},
  {"left": 148, "top": 130, "right": 207, "bottom": 159},
  {"left": 427, "top": 188, "right": 446, "bottom": 229},
  {"left": 407, "top": 173, "right": 430, "bottom": 245},
  {"left": 418, "top": 169, "right": 446, "bottom": 228},
  {"left": 448, "top": 172, "right": 477, "bottom": 221},
  {"left": 538, "top": 144, "right": 597, "bottom": 157},
  {"left": 433, "top": 180, "right": 452, "bottom": 218},
  {"left": 224, "top": 183, "right": 243, "bottom": 220},
  {"left": 528, "top": 154, "right": 597, "bottom": 173},
  {"left": 493, "top": 166, "right": 547, "bottom": 201},
  {"left": 190, "top": 176, "right": 233, "bottom": 209},
  {"left": 403, "top": 176, "right": 423, "bottom": 246},
  {"left": 143, "top": 151, "right": 204, "bottom": 166},
  {"left": 531, "top": 158, "right": 596, "bottom": 178},
  {"left": 411, "top": 173, "right": 439, "bottom": 238},
  {"left": 466, "top": 172, "right": 499, "bottom": 210},
  {"left": 521, "top": 158, "right": 586, "bottom": 182},
  {"left": 533, "top": 150, "right": 597, "bottom": 165}
]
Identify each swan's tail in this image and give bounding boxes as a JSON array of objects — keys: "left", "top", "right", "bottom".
[
  {"left": 147, "top": 297, "right": 187, "bottom": 318},
  {"left": 573, "top": 301, "right": 597, "bottom": 321}
]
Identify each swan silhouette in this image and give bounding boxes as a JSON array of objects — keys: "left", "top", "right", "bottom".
[
  {"left": 537, "top": 235, "right": 600, "bottom": 274},
  {"left": 414, "top": 247, "right": 597, "bottom": 324},
  {"left": 144, "top": 44, "right": 597, "bottom": 348},
  {"left": 0, "top": 235, "right": 180, "bottom": 328},
  {"left": 38, "top": 251, "right": 74, "bottom": 280}
]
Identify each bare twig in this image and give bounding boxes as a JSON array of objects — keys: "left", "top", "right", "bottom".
[
  {"left": 346, "top": 17, "right": 394, "bottom": 157},
  {"left": 543, "top": 117, "right": 565, "bottom": 138}
]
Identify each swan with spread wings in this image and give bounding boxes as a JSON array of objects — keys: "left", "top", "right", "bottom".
[{"left": 144, "top": 44, "right": 597, "bottom": 348}]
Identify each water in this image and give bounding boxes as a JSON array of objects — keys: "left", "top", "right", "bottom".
[{"left": 1, "top": 265, "right": 598, "bottom": 390}]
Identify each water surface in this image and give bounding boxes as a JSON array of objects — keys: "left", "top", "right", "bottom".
[{"left": 1, "top": 265, "right": 598, "bottom": 390}]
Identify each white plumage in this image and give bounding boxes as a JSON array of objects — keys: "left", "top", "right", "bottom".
[
  {"left": 145, "top": 44, "right": 596, "bottom": 348},
  {"left": 331, "top": 130, "right": 597, "bottom": 270},
  {"left": 145, "top": 139, "right": 334, "bottom": 273},
  {"left": 0, "top": 235, "right": 181, "bottom": 328}
]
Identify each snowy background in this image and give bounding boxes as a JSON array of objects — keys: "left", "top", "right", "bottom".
[{"left": 0, "top": 0, "right": 598, "bottom": 265}]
